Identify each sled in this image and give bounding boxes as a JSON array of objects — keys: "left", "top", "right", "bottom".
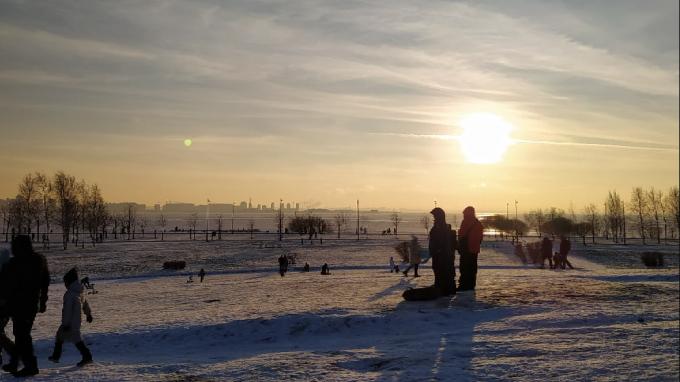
[{"left": 402, "top": 285, "right": 441, "bottom": 301}]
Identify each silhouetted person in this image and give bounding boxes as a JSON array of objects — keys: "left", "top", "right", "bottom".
[
  {"left": 458, "top": 206, "right": 483, "bottom": 291},
  {"left": 0, "top": 248, "right": 17, "bottom": 371},
  {"left": 389, "top": 257, "right": 396, "bottom": 273},
  {"left": 558, "top": 236, "right": 573, "bottom": 269},
  {"left": 321, "top": 263, "right": 330, "bottom": 275},
  {"left": 48, "top": 268, "right": 93, "bottom": 367},
  {"left": 278, "top": 255, "right": 286, "bottom": 277},
  {"left": 429, "top": 208, "right": 456, "bottom": 296},
  {"left": 198, "top": 268, "right": 206, "bottom": 283},
  {"left": 80, "top": 277, "right": 92, "bottom": 289},
  {"left": 541, "top": 236, "right": 553, "bottom": 269},
  {"left": 402, "top": 238, "right": 421, "bottom": 277},
  {"left": 0, "top": 235, "right": 49, "bottom": 377},
  {"left": 303, "top": 262, "right": 310, "bottom": 272}
]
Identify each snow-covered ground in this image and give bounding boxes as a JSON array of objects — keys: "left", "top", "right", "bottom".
[{"left": 2, "top": 239, "right": 678, "bottom": 381}]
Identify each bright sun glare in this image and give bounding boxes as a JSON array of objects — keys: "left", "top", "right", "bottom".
[{"left": 458, "top": 113, "right": 513, "bottom": 164}]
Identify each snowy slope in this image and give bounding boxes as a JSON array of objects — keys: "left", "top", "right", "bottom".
[{"left": 1, "top": 240, "right": 677, "bottom": 381}]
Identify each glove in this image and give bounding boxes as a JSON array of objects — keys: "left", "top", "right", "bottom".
[
  {"left": 39, "top": 302, "right": 47, "bottom": 313},
  {"left": 86, "top": 315, "right": 93, "bottom": 323}
]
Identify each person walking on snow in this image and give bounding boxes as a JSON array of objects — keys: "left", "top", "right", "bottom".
[
  {"left": 540, "top": 236, "right": 553, "bottom": 269},
  {"left": 1, "top": 235, "right": 50, "bottom": 377},
  {"left": 389, "top": 257, "right": 396, "bottom": 273},
  {"left": 558, "top": 236, "right": 573, "bottom": 269},
  {"left": 457, "top": 206, "right": 483, "bottom": 291},
  {"left": 198, "top": 268, "right": 206, "bottom": 283},
  {"left": 48, "top": 268, "right": 93, "bottom": 367},
  {"left": 402, "top": 239, "right": 422, "bottom": 277}
]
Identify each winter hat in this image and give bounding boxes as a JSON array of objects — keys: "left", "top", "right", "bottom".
[{"left": 63, "top": 267, "right": 79, "bottom": 286}]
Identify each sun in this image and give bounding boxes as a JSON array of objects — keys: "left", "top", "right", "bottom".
[{"left": 457, "top": 113, "right": 512, "bottom": 164}]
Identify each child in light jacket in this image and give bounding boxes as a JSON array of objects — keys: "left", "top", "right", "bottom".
[{"left": 48, "top": 268, "right": 93, "bottom": 367}]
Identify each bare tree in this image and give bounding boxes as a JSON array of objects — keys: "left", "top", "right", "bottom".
[
  {"left": 524, "top": 209, "right": 545, "bottom": 237},
  {"left": 390, "top": 212, "right": 402, "bottom": 236},
  {"left": 85, "top": 184, "right": 108, "bottom": 247},
  {"left": 647, "top": 187, "right": 663, "bottom": 244},
  {"left": 53, "top": 172, "right": 78, "bottom": 250},
  {"left": 158, "top": 214, "right": 167, "bottom": 241},
  {"left": 605, "top": 191, "right": 624, "bottom": 243},
  {"left": 334, "top": 213, "right": 347, "bottom": 238},
  {"left": 1, "top": 201, "right": 11, "bottom": 242},
  {"left": 35, "top": 173, "right": 55, "bottom": 248},
  {"left": 630, "top": 187, "right": 647, "bottom": 244},
  {"left": 583, "top": 204, "right": 600, "bottom": 244},
  {"left": 419, "top": 215, "right": 430, "bottom": 235},
  {"left": 17, "top": 173, "right": 41, "bottom": 234},
  {"left": 665, "top": 186, "right": 679, "bottom": 239}
]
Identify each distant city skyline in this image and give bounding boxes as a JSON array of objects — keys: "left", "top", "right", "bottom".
[{"left": 0, "top": 1, "right": 677, "bottom": 211}]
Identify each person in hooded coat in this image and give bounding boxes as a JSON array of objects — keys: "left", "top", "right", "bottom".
[
  {"left": 458, "top": 206, "right": 483, "bottom": 291},
  {"left": 0, "top": 247, "right": 17, "bottom": 371},
  {"left": 1, "top": 235, "right": 50, "bottom": 377},
  {"left": 48, "top": 268, "right": 93, "bottom": 367},
  {"left": 429, "top": 208, "right": 456, "bottom": 296}
]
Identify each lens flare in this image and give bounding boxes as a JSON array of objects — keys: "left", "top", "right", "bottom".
[{"left": 457, "top": 113, "right": 512, "bottom": 164}]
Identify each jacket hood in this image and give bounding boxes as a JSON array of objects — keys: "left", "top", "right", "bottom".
[{"left": 463, "top": 206, "right": 476, "bottom": 219}]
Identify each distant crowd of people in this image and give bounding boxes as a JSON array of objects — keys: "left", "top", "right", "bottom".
[
  {"left": 0, "top": 235, "right": 93, "bottom": 378},
  {"left": 514, "top": 235, "right": 573, "bottom": 269}
]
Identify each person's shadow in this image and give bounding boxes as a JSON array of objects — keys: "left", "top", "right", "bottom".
[{"left": 336, "top": 291, "right": 512, "bottom": 381}]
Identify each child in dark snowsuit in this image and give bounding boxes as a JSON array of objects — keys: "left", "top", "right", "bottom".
[{"left": 48, "top": 268, "right": 93, "bottom": 367}]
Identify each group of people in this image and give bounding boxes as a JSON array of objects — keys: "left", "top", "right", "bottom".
[
  {"left": 514, "top": 235, "right": 573, "bottom": 269},
  {"left": 0, "top": 235, "right": 94, "bottom": 377},
  {"left": 401, "top": 206, "right": 484, "bottom": 300},
  {"left": 278, "top": 255, "right": 328, "bottom": 276}
]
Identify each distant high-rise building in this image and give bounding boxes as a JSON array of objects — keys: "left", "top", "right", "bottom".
[
  {"left": 295, "top": 203, "right": 300, "bottom": 210},
  {"left": 286, "top": 203, "right": 291, "bottom": 209},
  {"left": 239, "top": 201, "right": 247, "bottom": 209},
  {"left": 271, "top": 202, "right": 275, "bottom": 210},
  {"left": 248, "top": 198, "right": 252, "bottom": 209},
  {"left": 154, "top": 204, "right": 161, "bottom": 212}
]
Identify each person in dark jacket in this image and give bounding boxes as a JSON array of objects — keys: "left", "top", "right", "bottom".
[
  {"left": 429, "top": 208, "right": 456, "bottom": 296},
  {"left": 1, "top": 235, "right": 50, "bottom": 377},
  {"left": 457, "top": 206, "right": 483, "bottom": 291},
  {"left": 558, "top": 236, "right": 573, "bottom": 269},
  {"left": 0, "top": 247, "right": 17, "bottom": 372},
  {"left": 540, "top": 236, "right": 553, "bottom": 269},
  {"left": 198, "top": 268, "right": 206, "bottom": 283}
]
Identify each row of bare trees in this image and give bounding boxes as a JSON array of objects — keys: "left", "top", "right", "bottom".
[
  {"left": 521, "top": 186, "right": 679, "bottom": 245},
  {"left": 0, "top": 172, "right": 109, "bottom": 249}
]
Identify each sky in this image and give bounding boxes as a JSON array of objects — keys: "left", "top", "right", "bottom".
[{"left": 0, "top": 0, "right": 678, "bottom": 212}]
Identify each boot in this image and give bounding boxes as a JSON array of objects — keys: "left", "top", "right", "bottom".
[
  {"left": 75, "top": 342, "right": 92, "bottom": 367},
  {"left": 1, "top": 356, "right": 18, "bottom": 373},
  {"left": 12, "top": 356, "right": 38, "bottom": 377},
  {"left": 48, "top": 340, "right": 63, "bottom": 363}
]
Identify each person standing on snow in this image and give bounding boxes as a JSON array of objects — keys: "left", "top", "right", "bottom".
[
  {"left": 389, "top": 257, "right": 396, "bottom": 273},
  {"left": 48, "top": 268, "right": 93, "bottom": 367},
  {"left": 540, "top": 236, "right": 553, "bottom": 269},
  {"left": 402, "top": 239, "right": 422, "bottom": 277},
  {"left": 198, "top": 268, "right": 206, "bottom": 283},
  {"left": 457, "top": 206, "right": 483, "bottom": 291},
  {"left": 558, "top": 236, "right": 573, "bottom": 269},
  {"left": 1, "top": 235, "right": 50, "bottom": 377},
  {"left": 429, "top": 208, "right": 456, "bottom": 296}
]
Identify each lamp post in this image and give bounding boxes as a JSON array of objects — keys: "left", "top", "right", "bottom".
[{"left": 514, "top": 200, "right": 518, "bottom": 241}]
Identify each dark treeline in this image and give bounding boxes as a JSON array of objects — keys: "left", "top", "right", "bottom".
[{"left": 1, "top": 171, "right": 678, "bottom": 248}]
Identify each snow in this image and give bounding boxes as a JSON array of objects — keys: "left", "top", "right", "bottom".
[{"left": 1, "top": 238, "right": 678, "bottom": 381}]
